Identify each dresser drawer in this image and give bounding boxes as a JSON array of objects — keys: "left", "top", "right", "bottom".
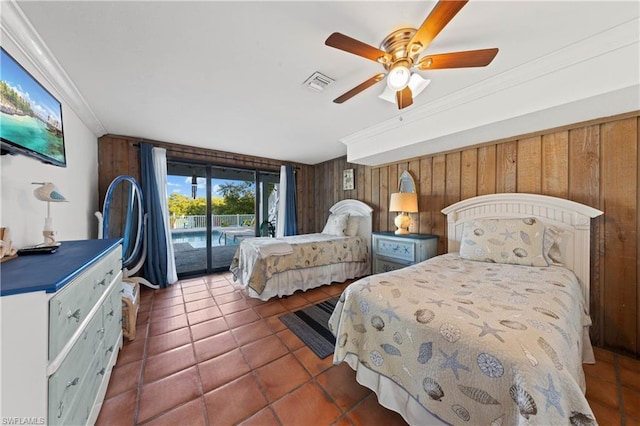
[
  {"left": 48, "top": 309, "right": 104, "bottom": 424},
  {"left": 102, "top": 277, "right": 123, "bottom": 360},
  {"left": 374, "top": 237, "right": 416, "bottom": 262},
  {"left": 48, "top": 249, "right": 121, "bottom": 359}
]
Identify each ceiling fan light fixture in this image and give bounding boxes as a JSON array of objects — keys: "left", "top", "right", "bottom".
[
  {"left": 379, "top": 73, "right": 431, "bottom": 104},
  {"left": 387, "top": 64, "right": 411, "bottom": 90}
]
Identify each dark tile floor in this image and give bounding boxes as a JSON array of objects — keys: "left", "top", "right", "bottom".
[{"left": 97, "top": 272, "right": 640, "bottom": 425}]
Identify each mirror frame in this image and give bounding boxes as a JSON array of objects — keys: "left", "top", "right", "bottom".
[
  {"left": 102, "top": 175, "right": 144, "bottom": 268},
  {"left": 398, "top": 170, "right": 417, "bottom": 193}
]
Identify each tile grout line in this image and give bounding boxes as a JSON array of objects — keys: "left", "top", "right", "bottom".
[{"left": 182, "top": 278, "right": 212, "bottom": 426}]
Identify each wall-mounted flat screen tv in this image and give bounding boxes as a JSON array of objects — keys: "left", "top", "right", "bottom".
[{"left": 0, "top": 47, "right": 66, "bottom": 167}]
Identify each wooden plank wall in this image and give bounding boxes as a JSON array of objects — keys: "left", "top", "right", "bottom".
[{"left": 313, "top": 112, "right": 640, "bottom": 357}]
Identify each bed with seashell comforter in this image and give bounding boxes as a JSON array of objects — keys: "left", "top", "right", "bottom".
[{"left": 328, "top": 193, "right": 603, "bottom": 425}]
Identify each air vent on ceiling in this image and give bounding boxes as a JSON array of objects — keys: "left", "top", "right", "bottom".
[{"left": 303, "top": 72, "right": 334, "bottom": 93}]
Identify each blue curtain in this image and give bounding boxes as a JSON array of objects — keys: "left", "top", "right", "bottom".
[
  {"left": 140, "top": 143, "right": 169, "bottom": 288},
  {"left": 283, "top": 164, "right": 297, "bottom": 236}
]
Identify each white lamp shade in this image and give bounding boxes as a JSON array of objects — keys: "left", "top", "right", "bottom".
[
  {"left": 379, "top": 74, "right": 431, "bottom": 103},
  {"left": 386, "top": 65, "right": 411, "bottom": 90},
  {"left": 389, "top": 192, "right": 418, "bottom": 213},
  {"left": 33, "top": 182, "right": 67, "bottom": 202}
]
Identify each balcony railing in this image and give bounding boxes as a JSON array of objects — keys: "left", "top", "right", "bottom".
[{"left": 171, "top": 214, "right": 255, "bottom": 230}]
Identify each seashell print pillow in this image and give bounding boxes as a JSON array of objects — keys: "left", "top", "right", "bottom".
[
  {"left": 322, "top": 213, "right": 350, "bottom": 236},
  {"left": 543, "top": 225, "right": 564, "bottom": 265},
  {"left": 459, "top": 218, "right": 549, "bottom": 266}
]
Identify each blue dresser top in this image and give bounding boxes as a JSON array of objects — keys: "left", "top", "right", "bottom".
[{"left": 0, "top": 239, "right": 122, "bottom": 296}]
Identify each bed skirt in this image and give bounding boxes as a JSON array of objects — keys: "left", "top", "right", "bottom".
[
  {"left": 241, "top": 261, "right": 368, "bottom": 301},
  {"left": 342, "top": 352, "right": 446, "bottom": 426}
]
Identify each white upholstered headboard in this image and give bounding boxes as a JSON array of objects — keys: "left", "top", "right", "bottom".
[{"left": 441, "top": 193, "right": 603, "bottom": 310}]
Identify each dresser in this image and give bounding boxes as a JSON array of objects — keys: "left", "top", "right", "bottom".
[
  {"left": 0, "top": 239, "right": 123, "bottom": 425},
  {"left": 372, "top": 232, "right": 438, "bottom": 273}
]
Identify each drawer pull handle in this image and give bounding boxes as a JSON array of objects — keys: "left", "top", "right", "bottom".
[
  {"left": 97, "top": 367, "right": 106, "bottom": 376},
  {"left": 106, "top": 269, "right": 114, "bottom": 276},
  {"left": 98, "top": 327, "right": 105, "bottom": 336},
  {"left": 58, "top": 401, "right": 64, "bottom": 419},
  {"left": 105, "top": 345, "right": 114, "bottom": 356},
  {"left": 67, "top": 309, "right": 81, "bottom": 323},
  {"left": 107, "top": 309, "right": 114, "bottom": 318},
  {"left": 66, "top": 377, "right": 79, "bottom": 388},
  {"left": 98, "top": 278, "right": 107, "bottom": 286}
]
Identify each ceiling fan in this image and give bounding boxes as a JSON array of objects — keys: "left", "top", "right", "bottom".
[{"left": 325, "top": 0, "right": 498, "bottom": 109}]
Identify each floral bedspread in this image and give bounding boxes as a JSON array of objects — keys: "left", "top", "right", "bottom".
[
  {"left": 329, "top": 253, "right": 597, "bottom": 425},
  {"left": 230, "top": 233, "right": 367, "bottom": 295}
]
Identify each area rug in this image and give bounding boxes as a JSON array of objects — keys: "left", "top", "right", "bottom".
[{"left": 279, "top": 297, "right": 339, "bottom": 359}]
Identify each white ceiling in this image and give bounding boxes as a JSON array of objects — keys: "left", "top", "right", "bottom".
[{"left": 9, "top": 1, "right": 640, "bottom": 165}]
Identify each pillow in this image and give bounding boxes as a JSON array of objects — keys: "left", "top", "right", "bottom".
[
  {"left": 543, "top": 225, "right": 564, "bottom": 265},
  {"left": 459, "top": 217, "right": 548, "bottom": 267},
  {"left": 322, "top": 213, "right": 349, "bottom": 236},
  {"left": 345, "top": 216, "right": 361, "bottom": 237}
]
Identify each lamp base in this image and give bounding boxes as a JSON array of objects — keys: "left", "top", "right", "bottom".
[
  {"left": 43, "top": 230, "right": 57, "bottom": 246},
  {"left": 394, "top": 213, "right": 411, "bottom": 235}
]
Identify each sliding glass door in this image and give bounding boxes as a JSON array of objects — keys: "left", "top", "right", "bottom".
[
  {"left": 166, "top": 160, "right": 276, "bottom": 277},
  {"left": 209, "top": 167, "right": 256, "bottom": 271}
]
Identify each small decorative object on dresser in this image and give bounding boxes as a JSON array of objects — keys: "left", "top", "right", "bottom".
[
  {"left": 372, "top": 231, "right": 438, "bottom": 273},
  {"left": 0, "top": 239, "right": 123, "bottom": 425}
]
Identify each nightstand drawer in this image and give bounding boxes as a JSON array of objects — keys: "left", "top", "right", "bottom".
[
  {"left": 374, "top": 238, "right": 415, "bottom": 262},
  {"left": 371, "top": 232, "right": 439, "bottom": 275},
  {"left": 373, "top": 257, "right": 411, "bottom": 273}
]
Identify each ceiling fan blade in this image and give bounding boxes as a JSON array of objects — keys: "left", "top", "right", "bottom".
[
  {"left": 408, "top": 0, "right": 468, "bottom": 56},
  {"left": 325, "top": 32, "right": 393, "bottom": 64},
  {"left": 333, "top": 73, "right": 386, "bottom": 104},
  {"left": 417, "top": 48, "right": 499, "bottom": 70},
  {"left": 396, "top": 86, "right": 413, "bottom": 109}
]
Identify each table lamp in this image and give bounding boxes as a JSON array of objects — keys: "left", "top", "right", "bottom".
[
  {"left": 32, "top": 182, "right": 67, "bottom": 246},
  {"left": 389, "top": 192, "right": 418, "bottom": 235}
]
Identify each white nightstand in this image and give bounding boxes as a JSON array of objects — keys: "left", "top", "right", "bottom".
[{"left": 372, "top": 232, "right": 438, "bottom": 274}]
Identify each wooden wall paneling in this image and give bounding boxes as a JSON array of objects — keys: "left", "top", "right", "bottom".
[
  {"left": 477, "top": 145, "right": 496, "bottom": 195},
  {"left": 445, "top": 152, "right": 461, "bottom": 211},
  {"left": 419, "top": 157, "right": 433, "bottom": 235},
  {"left": 379, "top": 167, "right": 389, "bottom": 232},
  {"left": 638, "top": 116, "right": 640, "bottom": 355},
  {"left": 432, "top": 155, "right": 447, "bottom": 253},
  {"left": 516, "top": 136, "right": 542, "bottom": 193},
  {"left": 601, "top": 118, "right": 638, "bottom": 354},
  {"left": 568, "top": 125, "right": 602, "bottom": 343},
  {"left": 461, "top": 148, "right": 478, "bottom": 201},
  {"left": 356, "top": 163, "right": 366, "bottom": 201},
  {"left": 388, "top": 163, "right": 400, "bottom": 231},
  {"left": 299, "top": 166, "right": 314, "bottom": 234},
  {"left": 408, "top": 159, "right": 421, "bottom": 234},
  {"left": 542, "top": 131, "right": 569, "bottom": 198},
  {"left": 371, "top": 168, "right": 381, "bottom": 232},
  {"left": 496, "top": 141, "right": 517, "bottom": 193},
  {"left": 363, "top": 164, "right": 373, "bottom": 211}
]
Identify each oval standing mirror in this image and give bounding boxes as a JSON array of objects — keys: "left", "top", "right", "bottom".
[
  {"left": 101, "top": 175, "right": 144, "bottom": 268},
  {"left": 398, "top": 170, "right": 416, "bottom": 193}
]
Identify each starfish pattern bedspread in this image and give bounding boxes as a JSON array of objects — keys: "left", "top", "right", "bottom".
[
  {"left": 329, "top": 253, "right": 597, "bottom": 425},
  {"left": 230, "top": 234, "right": 367, "bottom": 295}
]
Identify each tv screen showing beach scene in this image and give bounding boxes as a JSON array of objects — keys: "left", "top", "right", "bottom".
[{"left": 0, "top": 47, "right": 66, "bottom": 167}]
